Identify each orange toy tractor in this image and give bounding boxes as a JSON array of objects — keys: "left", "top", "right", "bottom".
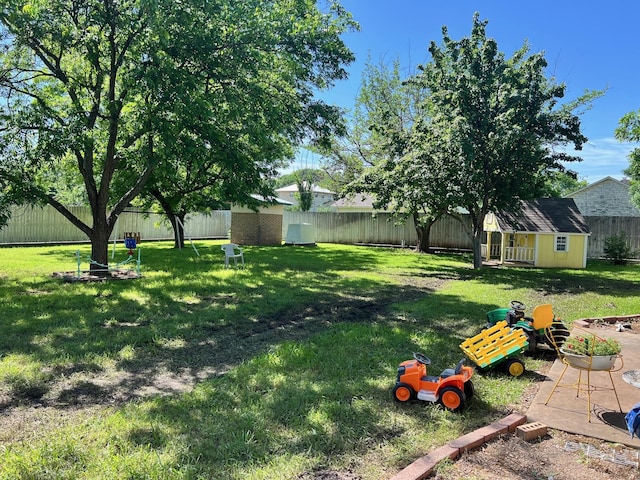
[{"left": 393, "top": 353, "right": 474, "bottom": 412}]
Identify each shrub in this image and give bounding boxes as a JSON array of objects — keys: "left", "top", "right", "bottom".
[{"left": 603, "top": 232, "right": 635, "bottom": 265}]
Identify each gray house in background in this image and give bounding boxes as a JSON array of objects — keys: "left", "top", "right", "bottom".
[
  {"left": 565, "top": 176, "right": 640, "bottom": 217},
  {"left": 564, "top": 176, "right": 640, "bottom": 258}
]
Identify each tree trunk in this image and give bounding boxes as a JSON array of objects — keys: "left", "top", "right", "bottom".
[
  {"left": 151, "top": 190, "right": 185, "bottom": 249},
  {"left": 89, "top": 219, "right": 113, "bottom": 274},
  {"left": 173, "top": 213, "right": 185, "bottom": 249},
  {"left": 472, "top": 232, "right": 483, "bottom": 269},
  {"left": 413, "top": 213, "right": 435, "bottom": 253}
]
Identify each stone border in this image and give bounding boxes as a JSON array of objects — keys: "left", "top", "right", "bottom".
[
  {"left": 389, "top": 413, "right": 527, "bottom": 480},
  {"left": 573, "top": 314, "right": 640, "bottom": 329}
]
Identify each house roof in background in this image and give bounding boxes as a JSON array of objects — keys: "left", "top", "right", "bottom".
[
  {"left": 275, "top": 183, "right": 334, "bottom": 194},
  {"left": 495, "top": 198, "right": 590, "bottom": 234},
  {"left": 332, "top": 194, "right": 375, "bottom": 209},
  {"left": 564, "top": 176, "right": 630, "bottom": 197}
]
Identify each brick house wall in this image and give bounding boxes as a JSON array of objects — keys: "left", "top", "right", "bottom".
[{"left": 566, "top": 177, "right": 640, "bottom": 217}]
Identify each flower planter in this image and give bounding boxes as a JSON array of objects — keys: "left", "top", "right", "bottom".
[{"left": 560, "top": 349, "right": 619, "bottom": 371}]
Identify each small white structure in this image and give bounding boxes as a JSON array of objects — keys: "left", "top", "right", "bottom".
[{"left": 284, "top": 223, "right": 316, "bottom": 246}]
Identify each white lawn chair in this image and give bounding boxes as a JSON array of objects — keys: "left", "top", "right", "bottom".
[{"left": 221, "top": 243, "right": 244, "bottom": 268}]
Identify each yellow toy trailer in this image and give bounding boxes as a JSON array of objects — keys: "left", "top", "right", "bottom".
[{"left": 460, "top": 320, "right": 529, "bottom": 377}]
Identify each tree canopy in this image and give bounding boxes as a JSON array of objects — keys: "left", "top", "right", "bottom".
[
  {"left": 0, "top": 0, "right": 356, "bottom": 263},
  {"left": 615, "top": 109, "right": 640, "bottom": 209},
  {"left": 330, "top": 13, "right": 598, "bottom": 267}
]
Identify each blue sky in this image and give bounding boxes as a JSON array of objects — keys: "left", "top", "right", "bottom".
[{"left": 306, "top": 0, "right": 640, "bottom": 183}]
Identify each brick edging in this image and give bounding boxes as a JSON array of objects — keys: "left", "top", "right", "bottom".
[{"left": 388, "top": 413, "right": 527, "bottom": 480}]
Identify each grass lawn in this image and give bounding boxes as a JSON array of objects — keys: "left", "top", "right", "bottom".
[{"left": 0, "top": 240, "right": 638, "bottom": 479}]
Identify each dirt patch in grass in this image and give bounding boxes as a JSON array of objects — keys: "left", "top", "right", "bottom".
[
  {"left": 3, "top": 272, "right": 639, "bottom": 479},
  {"left": 0, "top": 275, "right": 446, "bottom": 442},
  {"left": 433, "top": 430, "right": 639, "bottom": 480},
  {"left": 53, "top": 269, "right": 141, "bottom": 282}
]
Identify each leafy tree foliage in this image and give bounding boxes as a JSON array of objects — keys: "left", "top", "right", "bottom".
[
  {"left": 0, "top": 0, "right": 356, "bottom": 259},
  {"left": 335, "top": 15, "right": 589, "bottom": 264},
  {"left": 616, "top": 109, "right": 640, "bottom": 209},
  {"left": 295, "top": 178, "right": 314, "bottom": 212},
  {"left": 324, "top": 15, "right": 597, "bottom": 264},
  {"left": 320, "top": 58, "right": 446, "bottom": 251},
  {"left": 539, "top": 171, "right": 588, "bottom": 198},
  {"left": 415, "top": 14, "right": 596, "bottom": 268},
  {"left": 275, "top": 168, "right": 329, "bottom": 189},
  {"left": 320, "top": 58, "right": 414, "bottom": 192}
]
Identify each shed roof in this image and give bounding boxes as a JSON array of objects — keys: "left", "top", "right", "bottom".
[
  {"left": 495, "top": 198, "right": 590, "bottom": 234},
  {"left": 250, "top": 194, "right": 293, "bottom": 206}
]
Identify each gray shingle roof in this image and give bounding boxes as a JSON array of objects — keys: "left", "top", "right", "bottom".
[{"left": 495, "top": 198, "right": 590, "bottom": 234}]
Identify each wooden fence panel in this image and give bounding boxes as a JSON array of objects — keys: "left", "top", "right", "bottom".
[
  {"left": 0, "top": 206, "right": 230, "bottom": 244},
  {"left": 282, "top": 212, "right": 473, "bottom": 249},
  {"left": 584, "top": 216, "right": 640, "bottom": 258}
]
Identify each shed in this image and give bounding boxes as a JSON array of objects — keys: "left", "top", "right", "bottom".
[
  {"left": 230, "top": 195, "right": 292, "bottom": 246},
  {"left": 483, "top": 198, "right": 591, "bottom": 269}
]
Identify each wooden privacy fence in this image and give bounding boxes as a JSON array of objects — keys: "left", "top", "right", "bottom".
[
  {"left": 283, "top": 211, "right": 473, "bottom": 250},
  {"left": 0, "top": 205, "right": 230, "bottom": 244},
  {"left": 283, "top": 212, "right": 640, "bottom": 259},
  {"left": 1, "top": 206, "right": 639, "bottom": 259},
  {"left": 584, "top": 216, "right": 640, "bottom": 259}
]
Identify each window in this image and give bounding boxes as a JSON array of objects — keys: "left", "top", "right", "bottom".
[{"left": 555, "top": 235, "right": 569, "bottom": 252}]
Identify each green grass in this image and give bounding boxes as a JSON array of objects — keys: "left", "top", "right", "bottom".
[{"left": 0, "top": 241, "right": 638, "bottom": 479}]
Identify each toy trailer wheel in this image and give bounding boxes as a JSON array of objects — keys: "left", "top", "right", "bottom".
[
  {"left": 438, "top": 386, "right": 466, "bottom": 412},
  {"left": 393, "top": 383, "right": 415, "bottom": 402},
  {"left": 505, "top": 358, "right": 525, "bottom": 377}
]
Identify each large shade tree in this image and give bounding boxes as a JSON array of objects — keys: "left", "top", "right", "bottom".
[
  {"left": 128, "top": 1, "right": 356, "bottom": 248},
  {"left": 416, "top": 14, "right": 596, "bottom": 268},
  {"left": 0, "top": 0, "right": 356, "bottom": 264},
  {"left": 320, "top": 58, "right": 449, "bottom": 252},
  {"left": 354, "top": 14, "right": 596, "bottom": 267}
]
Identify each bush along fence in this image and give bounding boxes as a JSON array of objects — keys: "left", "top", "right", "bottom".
[{"left": 0, "top": 205, "right": 638, "bottom": 260}]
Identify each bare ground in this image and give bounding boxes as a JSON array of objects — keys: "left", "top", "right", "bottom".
[{"left": 2, "top": 272, "right": 640, "bottom": 479}]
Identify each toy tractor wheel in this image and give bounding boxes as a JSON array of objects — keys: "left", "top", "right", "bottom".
[
  {"left": 505, "top": 358, "right": 525, "bottom": 377},
  {"left": 464, "top": 380, "right": 474, "bottom": 399},
  {"left": 393, "top": 383, "right": 415, "bottom": 402},
  {"left": 438, "top": 386, "right": 466, "bottom": 412}
]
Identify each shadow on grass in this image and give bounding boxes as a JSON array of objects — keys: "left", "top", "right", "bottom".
[
  {"left": 125, "top": 322, "right": 510, "bottom": 475},
  {"left": 0, "top": 243, "right": 638, "bottom": 419},
  {"left": 1, "top": 243, "right": 458, "bottom": 411}
]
